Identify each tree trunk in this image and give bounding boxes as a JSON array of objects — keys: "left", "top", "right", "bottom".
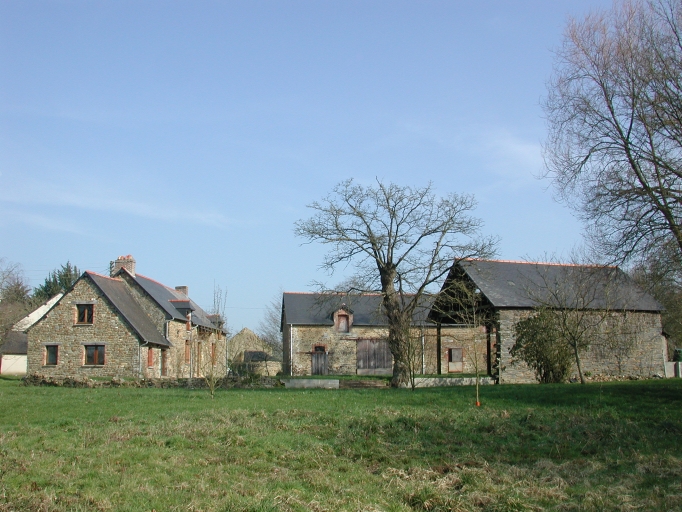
[
  {"left": 380, "top": 267, "right": 411, "bottom": 388},
  {"left": 572, "top": 342, "right": 585, "bottom": 384}
]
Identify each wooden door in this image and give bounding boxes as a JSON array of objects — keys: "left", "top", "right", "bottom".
[
  {"left": 357, "top": 339, "right": 392, "bottom": 375},
  {"left": 448, "top": 348, "right": 463, "bottom": 373},
  {"left": 311, "top": 347, "right": 328, "bottom": 375}
]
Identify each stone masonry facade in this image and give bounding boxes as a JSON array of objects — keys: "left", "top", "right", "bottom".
[
  {"left": 27, "top": 278, "right": 142, "bottom": 379},
  {"left": 283, "top": 323, "right": 489, "bottom": 377},
  {"left": 497, "top": 309, "right": 667, "bottom": 384},
  {"left": 27, "top": 272, "right": 226, "bottom": 381}
]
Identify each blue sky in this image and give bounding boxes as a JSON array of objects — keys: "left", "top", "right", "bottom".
[{"left": 0, "top": 0, "right": 613, "bottom": 331}]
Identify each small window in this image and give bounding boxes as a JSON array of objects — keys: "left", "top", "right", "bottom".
[
  {"left": 84, "top": 345, "right": 105, "bottom": 366},
  {"left": 314, "top": 345, "right": 326, "bottom": 353},
  {"left": 147, "top": 347, "right": 154, "bottom": 368},
  {"left": 45, "top": 345, "right": 58, "bottom": 366},
  {"left": 447, "top": 348, "right": 463, "bottom": 373},
  {"left": 338, "top": 314, "right": 349, "bottom": 333},
  {"left": 76, "top": 304, "right": 94, "bottom": 324}
]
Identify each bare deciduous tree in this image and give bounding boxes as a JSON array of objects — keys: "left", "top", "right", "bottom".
[
  {"left": 630, "top": 243, "right": 682, "bottom": 357},
  {"left": 202, "top": 283, "right": 230, "bottom": 398},
  {"left": 295, "top": 179, "right": 496, "bottom": 387},
  {"left": 0, "top": 259, "right": 32, "bottom": 346},
  {"left": 544, "top": 0, "right": 682, "bottom": 264},
  {"left": 256, "top": 291, "right": 283, "bottom": 358}
]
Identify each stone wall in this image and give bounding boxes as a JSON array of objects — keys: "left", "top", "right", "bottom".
[
  {"left": 438, "top": 326, "right": 489, "bottom": 375},
  {"left": 27, "top": 278, "right": 142, "bottom": 379},
  {"left": 285, "top": 324, "right": 490, "bottom": 377},
  {"left": 498, "top": 308, "right": 667, "bottom": 384},
  {"left": 289, "top": 325, "right": 389, "bottom": 376},
  {"left": 497, "top": 309, "right": 536, "bottom": 384},
  {"left": 580, "top": 311, "right": 666, "bottom": 378}
]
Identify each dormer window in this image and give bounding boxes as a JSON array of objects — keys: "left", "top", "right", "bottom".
[
  {"left": 338, "top": 313, "right": 349, "bottom": 333},
  {"left": 333, "top": 306, "right": 353, "bottom": 333}
]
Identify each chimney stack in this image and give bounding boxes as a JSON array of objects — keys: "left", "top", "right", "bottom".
[
  {"left": 110, "top": 255, "right": 136, "bottom": 277},
  {"left": 175, "top": 285, "right": 189, "bottom": 296}
]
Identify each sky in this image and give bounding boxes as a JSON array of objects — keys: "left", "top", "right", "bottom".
[{"left": 0, "top": 0, "right": 615, "bottom": 332}]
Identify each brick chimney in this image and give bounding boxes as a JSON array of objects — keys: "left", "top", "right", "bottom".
[
  {"left": 175, "top": 285, "right": 189, "bottom": 296},
  {"left": 110, "top": 255, "right": 136, "bottom": 277}
]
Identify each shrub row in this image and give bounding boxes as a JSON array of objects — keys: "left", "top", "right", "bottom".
[{"left": 22, "top": 373, "right": 281, "bottom": 389}]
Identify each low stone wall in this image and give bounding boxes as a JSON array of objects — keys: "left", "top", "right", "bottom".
[
  {"left": 24, "top": 374, "right": 280, "bottom": 389},
  {"left": 665, "top": 362, "right": 682, "bottom": 378},
  {"left": 400, "top": 377, "right": 496, "bottom": 388},
  {"left": 280, "top": 378, "right": 339, "bottom": 389}
]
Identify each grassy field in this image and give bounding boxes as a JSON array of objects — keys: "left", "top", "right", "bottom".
[{"left": 0, "top": 377, "right": 680, "bottom": 511}]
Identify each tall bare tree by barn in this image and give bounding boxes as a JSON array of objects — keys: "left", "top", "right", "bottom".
[
  {"left": 295, "top": 179, "right": 496, "bottom": 387},
  {"left": 544, "top": 0, "right": 682, "bottom": 264}
]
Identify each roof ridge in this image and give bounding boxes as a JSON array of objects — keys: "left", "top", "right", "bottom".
[
  {"left": 134, "top": 273, "right": 182, "bottom": 294},
  {"left": 283, "top": 291, "right": 385, "bottom": 296},
  {"left": 86, "top": 271, "right": 122, "bottom": 281},
  {"left": 464, "top": 258, "right": 617, "bottom": 268}
]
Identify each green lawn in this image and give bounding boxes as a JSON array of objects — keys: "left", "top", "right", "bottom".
[{"left": 0, "top": 378, "right": 680, "bottom": 511}]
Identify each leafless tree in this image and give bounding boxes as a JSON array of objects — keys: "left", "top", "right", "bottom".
[
  {"left": 202, "top": 283, "right": 230, "bottom": 397},
  {"left": 295, "top": 179, "right": 497, "bottom": 387},
  {"left": 630, "top": 242, "right": 682, "bottom": 357},
  {"left": 528, "top": 262, "right": 613, "bottom": 384},
  {"left": 0, "top": 259, "right": 32, "bottom": 346},
  {"left": 256, "top": 291, "right": 283, "bottom": 357},
  {"left": 434, "top": 278, "right": 491, "bottom": 398},
  {"left": 544, "top": 0, "right": 682, "bottom": 265}
]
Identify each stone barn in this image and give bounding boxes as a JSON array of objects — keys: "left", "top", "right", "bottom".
[
  {"left": 431, "top": 259, "right": 668, "bottom": 383},
  {"left": 280, "top": 292, "right": 487, "bottom": 377}
]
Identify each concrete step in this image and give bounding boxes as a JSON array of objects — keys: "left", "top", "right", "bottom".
[{"left": 339, "top": 379, "right": 390, "bottom": 389}]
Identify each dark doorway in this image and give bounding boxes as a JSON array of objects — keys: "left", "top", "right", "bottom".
[{"left": 311, "top": 345, "right": 328, "bottom": 375}]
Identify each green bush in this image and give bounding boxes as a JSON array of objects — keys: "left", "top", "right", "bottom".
[{"left": 510, "top": 309, "right": 573, "bottom": 383}]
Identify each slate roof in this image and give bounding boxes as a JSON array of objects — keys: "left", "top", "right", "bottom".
[
  {"left": 452, "top": 260, "right": 662, "bottom": 312},
  {"left": 87, "top": 272, "right": 171, "bottom": 347},
  {"left": 1, "top": 331, "right": 27, "bottom": 355},
  {"left": 128, "top": 273, "right": 219, "bottom": 331},
  {"left": 13, "top": 294, "right": 63, "bottom": 332},
  {"left": 282, "top": 293, "right": 433, "bottom": 326}
]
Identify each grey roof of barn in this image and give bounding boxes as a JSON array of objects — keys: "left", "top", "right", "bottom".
[
  {"left": 449, "top": 260, "right": 662, "bottom": 312},
  {"left": 282, "top": 293, "right": 433, "bottom": 326},
  {"left": 1, "top": 331, "right": 27, "bottom": 355},
  {"left": 87, "top": 272, "right": 172, "bottom": 347}
]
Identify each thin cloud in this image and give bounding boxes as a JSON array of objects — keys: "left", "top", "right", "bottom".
[
  {"left": 1, "top": 208, "right": 85, "bottom": 235},
  {"left": 0, "top": 176, "right": 235, "bottom": 229}
]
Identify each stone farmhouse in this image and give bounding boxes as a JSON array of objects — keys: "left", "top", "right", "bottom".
[
  {"left": 282, "top": 259, "right": 668, "bottom": 383},
  {"left": 26, "top": 255, "right": 227, "bottom": 380}
]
